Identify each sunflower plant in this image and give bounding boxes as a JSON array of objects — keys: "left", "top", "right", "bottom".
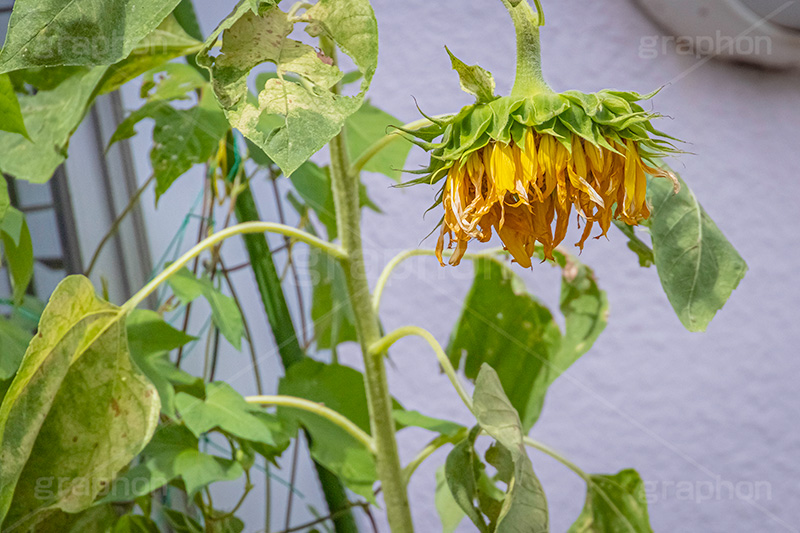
[{"left": 0, "top": 0, "right": 746, "bottom": 532}]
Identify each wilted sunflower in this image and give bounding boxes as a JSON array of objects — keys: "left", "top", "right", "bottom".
[{"left": 401, "top": 1, "right": 679, "bottom": 267}]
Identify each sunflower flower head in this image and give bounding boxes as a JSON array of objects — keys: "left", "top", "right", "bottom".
[{"left": 401, "top": 1, "right": 680, "bottom": 267}]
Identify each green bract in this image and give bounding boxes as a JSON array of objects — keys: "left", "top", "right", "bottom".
[{"left": 402, "top": 88, "right": 680, "bottom": 189}]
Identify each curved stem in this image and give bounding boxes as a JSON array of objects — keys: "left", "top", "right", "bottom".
[
  {"left": 371, "top": 326, "right": 473, "bottom": 412},
  {"left": 122, "top": 222, "right": 345, "bottom": 313},
  {"left": 501, "top": 0, "right": 552, "bottom": 97},
  {"left": 402, "top": 432, "right": 464, "bottom": 485},
  {"left": 522, "top": 436, "right": 590, "bottom": 481},
  {"left": 373, "top": 248, "right": 505, "bottom": 313},
  {"left": 349, "top": 117, "right": 442, "bottom": 177},
  {"left": 246, "top": 395, "right": 376, "bottom": 454}
]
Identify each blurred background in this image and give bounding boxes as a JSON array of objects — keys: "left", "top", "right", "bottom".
[{"left": 2, "top": 0, "right": 800, "bottom": 531}]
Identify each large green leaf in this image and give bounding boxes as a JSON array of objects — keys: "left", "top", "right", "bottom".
[
  {"left": 447, "top": 257, "right": 607, "bottom": 431},
  {"left": 0, "top": 0, "right": 183, "bottom": 73},
  {"left": 0, "top": 74, "right": 28, "bottom": 137},
  {"left": 97, "top": 15, "right": 204, "bottom": 95},
  {"left": 645, "top": 171, "right": 747, "bottom": 332},
  {"left": 473, "top": 364, "right": 549, "bottom": 533},
  {"left": 277, "top": 359, "right": 380, "bottom": 500},
  {"left": 445, "top": 427, "right": 488, "bottom": 532},
  {"left": 110, "top": 90, "right": 229, "bottom": 199},
  {"left": 0, "top": 67, "right": 107, "bottom": 183},
  {"left": 0, "top": 207, "right": 34, "bottom": 304},
  {"left": 567, "top": 470, "right": 653, "bottom": 533},
  {"left": 166, "top": 267, "right": 244, "bottom": 349},
  {"left": 344, "top": 100, "right": 412, "bottom": 181},
  {"left": 0, "top": 276, "right": 159, "bottom": 527},
  {"left": 197, "top": 0, "right": 378, "bottom": 176}
]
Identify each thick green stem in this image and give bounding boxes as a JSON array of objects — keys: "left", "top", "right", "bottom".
[
  {"left": 324, "top": 39, "right": 414, "bottom": 533},
  {"left": 329, "top": 131, "right": 414, "bottom": 532},
  {"left": 502, "top": 0, "right": 552, "bottom": 97}
]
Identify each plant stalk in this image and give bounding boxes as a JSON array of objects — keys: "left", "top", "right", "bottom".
[
  {"left": 324, "top": 36, "right": 415, "bottom": 533},
  {"left": 502, "top": 0, "right": 552, "bottom": 97}
]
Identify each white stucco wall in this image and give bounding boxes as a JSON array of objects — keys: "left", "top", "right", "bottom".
[{"left": 124, "top": 0, "right": 800, "bottom": 531}]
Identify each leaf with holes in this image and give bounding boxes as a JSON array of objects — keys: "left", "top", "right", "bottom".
[
  {"left": 197, "top": 0, "right": 378, "bottom": 176},
  {"left": 0, "top": 0, "right": 183, "bottom": 73}
]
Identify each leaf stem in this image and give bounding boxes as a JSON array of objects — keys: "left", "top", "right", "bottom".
[
  {"left": 246, "top": 395, "right": 376, "bottom": 454},
  {"left": 372, "top": 248, "right": 505, "bottom": 313},
  {"left": 371, "top": 326, "right": 474, "bottom": 412},
  {"left": 402, "top": 432, "right": 465, "bottom": 485},
  {"left": 522, "top": 436, "right": 590, "bottom": 481},
  {"left": 121, "top": 222, "right": 345, "bottom": 313},
  {"left": 349, "top": 117, "right": 443, "bottom": 177}
]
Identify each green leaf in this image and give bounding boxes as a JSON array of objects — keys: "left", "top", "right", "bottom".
[
  {"left": 175, "top": 381, "right": 278, "bottom": 444},
  {"left": 110, "top": 91, "right": 229, "bottom": 199},
  {"left": 614, "top": 221, "right": 654, "bottom": 268},
  {"left": 310, "top": 246, "right": 358, "bottom": 351},
  {"left": 197, "top": 0, "right": 378, "bottom": 176},
  {"left": 550, "top": 255, "right": 609, "bottom": 384},
  {"left": 445, "top": 427, "right": 487, "bottom": 532},
  {"left": 345, "top": 100, "right": 412, "bottom": 181},
  {"left": 162, "top": 508, "right": 204, "bottom": 533},
  {"left": 97, "top": 15, "right": 204, "bottom": 95},
  {"left": 0, "top": 317, "right": 32, "bottom": 381},
  {"left": 0, "top": 0, "right": 183, "bottom": 73},
  {"left": 166, "top": 267, "right": 244, "bottom": 350},
  {"left": 113, "top": 515, "right": 161, "bottom": 533},
  {"left": 278, "top": 359, "right": 380, "bottom": 500},
  {"left": 473, "top": 364, "right": 549, "bottom": 533},
  {"left": 104, "top": 424, "right": 243, "bottom": 501},
  {"left": 0, "top": 276, "right": 160, "bottom": 527},
  {"left": 646, "top": 171, "right": 747, "bottom": 331},
  {"left": 392, "top": 410, "right": 464, "bottom": 438},
  {"left": 290, "top": 162, "right": 339, "bottom": 240},
  {"left": 445, "top": 47, "right": 497, "bottom": 104},
  {"left": 130, "top": 352, "right": 201, "bottom": 419},
  {"left": 136, "top": 63, "right": 209, "bottom": 104},
  {"left": 567, "top": 469, "right": 653, "bottom": 533},
  {"left": 435, "top": 465, "right": 466, "bottom": 533},
  {"left": 0, "top": 208, "right": 34, "bottom": 304},
  {"left": 447, "top": 258, "right": 553, "bottom": 431},
  {"left": 126, "top": 309, "right": 195, "bottom": 357},
  {"left": 0, "top": 74, "right": 29, "bottom": 138},
  {"left": 0, "top": 178, "right": 9, "bottom": 224},
  {"left": 0, "top": 67, "right": 107, "bottom": 183},
  {"left": 290, "top": 161, "right": 380, "bottom": 240}
]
